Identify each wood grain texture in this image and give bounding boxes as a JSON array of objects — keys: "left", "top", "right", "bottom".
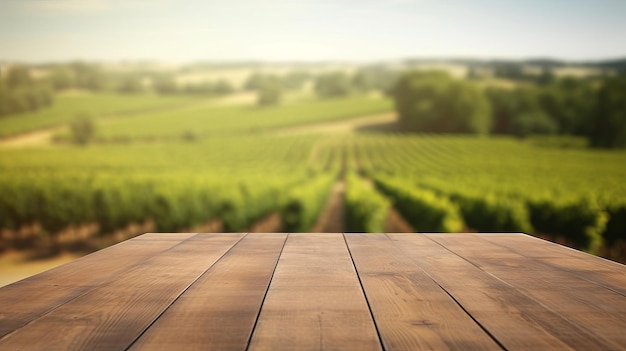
[
  {"left": 0, "top": 233, "right": 243, "bottom": 351},
  {"left": 1, "top": 233, "right": 626, "bottom": 351},
  {"left": 480, "top": 233, "right": 626, "bottom": 296},
  {"left": 345, "top": 233, "right": 501, "bottom": 351},
  {"left": 428, "top": 233, "right": 626, "bottom": 350},
  {"left": 0, "top": 233, "right": 195, "bottom": 338},
  {"left": 130, "top": 233, "right": 287, "bottom": 351},
  {"left": 389, "top": 233, "right": 611, "bottom": 350},
  {"left": 248, "top": 233, "right": 382, "bottom": 351}
]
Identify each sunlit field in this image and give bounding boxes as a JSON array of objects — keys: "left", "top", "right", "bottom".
[{"left": 1, "top": 59, "right": 625, "bottom": 283}]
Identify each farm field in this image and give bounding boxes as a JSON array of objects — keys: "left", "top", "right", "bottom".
[
  {"left": 0, "top": 93, "right": 201, "bottom": 138},
  {"left": 1, "top": 89, "right": 626, "bottom": 286}
]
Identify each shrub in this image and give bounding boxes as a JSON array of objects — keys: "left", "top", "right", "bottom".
[{"left": 70, "top": 113, "right": 96, "bottom": 146}]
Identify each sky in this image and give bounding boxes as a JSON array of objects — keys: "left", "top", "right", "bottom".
[{"left": 1, "top": 0, "right": 625, "bottom": 63}]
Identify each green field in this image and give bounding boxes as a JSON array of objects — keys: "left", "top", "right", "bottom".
[
  {"left": 1, "top": 92, "right": 625, "bottom": 261},
  {"left": 0, "top": 93, "right": 200, "bottom": 138}
]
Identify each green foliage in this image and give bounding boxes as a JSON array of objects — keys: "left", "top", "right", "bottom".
[
  {"left": 48, "top": 67, "right": 75, "bottom": 91},
  {"left": 354, "top": 133, "right": 625, "bottom": 253},
  {"left": 352, "top": 66, "right": 399, "bottom": 94},
  {"left": 602, "top": 199, "right": 626, "bottom": 246},
  {"left": 281, "top": 71, "right": 310, "bottom": 90},
  {"left": 0, "top": 93, "right": 197, "bottom": 138},
  {"left": 70, "top": 62, "right": 107, "bottom": 91},
  {"left": 153, "top": 76, "right": 179, "bottom": 95},
  {"left": 70, "top": 113, "right": 97, "bottom": 146},
  {"left": 1, "top": 85, "right": 624, "bottom": 262},
  {"left": 5, "top": 66, "right": 33, "bottom": 89},
  {"left": 315, "top": 72, "right": 352, "bottom": 98},
  {"left": 444, "top": 190, "right": 532, "bottom": 233},
  {"left": 345, "top": 174, "right": 390, "bottom": 233},
  {"left": 97, "top": 95, "right": 392, "bottom": 139},
  {"left": 0, "top": 66, "right": 54, "bottom": 117},
  {"left": 487, "top": 86, "right": 565, "bottom": 136},
  {"left": 493, "top": 63, "right": 526, "bottom": 80},
  {"left": 392, "top": 70, "right": 492, "bottom": 134},
  {"left": 0, "top": 135, "right": 318, "bottom": 235},
  {"left": 536, "top": 78, "right": 595, "bottom": 135},
  {"left": 487, "top": 76, "right": 603, "bottom": 141},
  {"left": 213, "top": 80, "right": 235, "bottom": 95},
  {"left": 528, "top": 135, "right": 589, "bottom": 149},
  {"left": 511, "top": 110, "right": 558, "bottom": 138},
  {"left": 257, "top": 80, "right": 282, "bottom": 106},
  {"left": 528, "top": 197, "right": 607, "bottom": 253},
  {"left": 181, "top": 80, "right": 235, "bottom": 96},
  {"left": 280, "top": 174, "right": 335, "bottom": 232},
  {"left": 374, "top": 175, "right": 463, "bottom": 232},
  {"left": 589, "top": 74, "right": 626, "bottom": 148},
  {"left": 117, "top": 76, "right": 144, "bottom": 94}
]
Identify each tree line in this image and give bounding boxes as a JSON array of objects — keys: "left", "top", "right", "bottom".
[
  {"left": 0, "top": 65, "right": 54, "bottom": 117},
  {"left": 244, "top": 66, "right": 398, "bottom": 106},
  {"left": 392, "top": 70, "right": 626, "bottom": 148}
]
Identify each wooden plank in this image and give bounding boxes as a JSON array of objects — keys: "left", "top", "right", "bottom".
[
  {"left": 248, "top": 233, "right": 381, "bottom": 351},
  {"left": 129, "top": 233, "right": 287, "bottom": 351},
  {"left": 0, "top": 233, "right": 243, "bottom": 350},
  {"left": 479, "top": 233, "right": 626, "bottom": 296},
  {"left": 344, "top": 234, "right": 501, "bottom": 350},
  {"left": 428, "top": 233, "right": 626, "bottom": 350},
  {"left": 389, "top": 233, "right": 610, "bottom": 350},
  {"left": 0, "top": 233, "right": 195, "bottom": 338}
]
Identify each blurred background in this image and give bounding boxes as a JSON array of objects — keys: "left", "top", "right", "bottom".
[{"left": 1, "top": 0, "right": 625, "bottom": 286}]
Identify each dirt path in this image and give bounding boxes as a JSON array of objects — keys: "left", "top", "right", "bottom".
[
  {"left": 275, "top": 112, "right": 398, "bottom": 135},
  {"left": 311, "top": 181, "right": 345, "bottom": 233},
  {"left": 0, "top": 251, "right": 80, "bottom": 288},
  {"left": 0, "top": 126, "right": 64, "bottom": 148},
  {"left": 213, "top": 92, "right": 257, "bottom": 106},
  {"left": 0, "top": 103, "right": 397, "bottom": 147},
  {"left": 0, "top": 96, "right": 250, "bottom": 148},
  {"left": 246, "top": 212, "right": 282, "bottom": 233},
  {"left": 385, "top": 208, "right": 414, "bottom": 233},
  {"left": 186, "top": 219, "right": 223, "bottom": 233}
]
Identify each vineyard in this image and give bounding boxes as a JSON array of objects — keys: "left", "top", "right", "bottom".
[{"left": 1, "top": 91, "right": 626, "bottom": 263}]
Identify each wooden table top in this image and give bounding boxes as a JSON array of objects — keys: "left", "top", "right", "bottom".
[{"left": 0, "top": 233, "right": 625, "bottom": 350}]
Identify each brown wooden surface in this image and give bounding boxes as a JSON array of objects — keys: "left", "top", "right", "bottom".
[
  {"left": 130, "top": 233, "right": 286, "bottom": 351},
  {"left": 1, "top": 233, "right": 625, "bottom": 350},
  {"left": 345, "top": 234, "right": 500, "bottom": 350},
  {"left": 248, "top": 233, "right": 381, "bottom": 351}
]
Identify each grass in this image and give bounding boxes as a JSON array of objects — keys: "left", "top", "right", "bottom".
[
  {"left": 96, "top": 95, "right": 393, "bottom": 139},
  {"left": 0, "top": 93, "right": 201, "bottom": 138}
]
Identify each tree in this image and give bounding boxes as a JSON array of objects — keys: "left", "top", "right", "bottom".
[
  {"left": 536, "top": 67, "right": 556, "bottom": 85},
  {"left": 48, "top": 67, "right": 75, "bottom": 91},
  {"left": 153, "top": 76, "right": 178, "bottom": 95},
  {"left": 487, "top": 86, "right": 565, "bottom": 137},
  {"left": 71, "top": 62, "right": 106, "bottom": 91},
  {"left": 589, "top": 75, "right": 626, "bottom": 148},
  {"left": 117, "top": 76, "right": 144, "bottom": 94},
  {"left": 493, "top": 62, "right": 526, "bottom": 81},
  {"left": 184, "top": 82, "right": 214, "bottom": 95},
  {"left": 5, "top": 66, "right": 33, "bottom": 89},
  {"left": 70, "top": 113, "right": 96, "bottom": 146},
  {"left": 314, "top": 72, "right": 352, "bottom": 98},
  {"left": 535, "top": 77, "right": 596, "bottom": 136},
  {"left": 281, "top": 71, "right": 310, "bottom": 90},
  {"left": 257, "top": 80, "right": 282, "bottom": 106},
  {"left": 486, "top": 88, "right": 517, "bottom": 134},
  {"left": 391, "top": 70, "right": 492, "bottom": 134},
  {"left": 0, "top": 69, "right": 54, "bottom": 117},
  {"left": 511, "top": 111, "right": 558, "bottom": 138},
  {"left": 352, "top": 66, "right": 399, "bottom": 94},
  {"left": 244, "top": 73, "right": 266, "bottom": 91},
  {"left": 213, "top": 80, "right": 234, "bottom": 95}
]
